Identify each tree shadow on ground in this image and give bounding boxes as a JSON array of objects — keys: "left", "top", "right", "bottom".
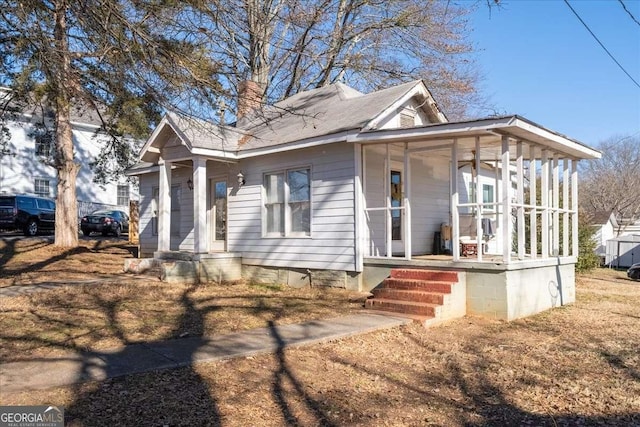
[
  {"left": 0, "top": 237, "right": 52, "bottom": 274},
  {"left": 268, "top": 320, "right": 336, "bottom": 427},
  {"left": 357, "top": 324, "right": 640, "bottom": 427},
  {"left": 64, "top": 284, "right": 223, "bottom": 426}
]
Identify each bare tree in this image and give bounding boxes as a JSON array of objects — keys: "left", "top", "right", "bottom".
[
  {"left": 0, "top": 0, "right": 221, "bottom": 247},
  {"left": 195, "top": 0, "right": 486, "bottom": 120},
  {"left": 580, "top": 134, "right": 640, "bottom": 236}
]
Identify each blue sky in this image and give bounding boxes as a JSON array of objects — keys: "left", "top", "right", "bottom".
[{"left": 471, "top": 0, "right": 640, "bottom": 147}]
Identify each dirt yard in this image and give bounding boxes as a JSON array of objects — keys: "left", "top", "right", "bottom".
[{"left": 1, "top": 237, "right": 639, "bottom": 426}]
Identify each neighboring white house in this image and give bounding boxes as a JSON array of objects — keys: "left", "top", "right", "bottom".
[
  {"left": 127, "top": 79, "right": 601, "bottom": 321},
  {"left": 588, "top": 211, "right": 618, "bottom": 257},
  {"left": 0, "top": 88, "right": 138, "bottom": 216}
]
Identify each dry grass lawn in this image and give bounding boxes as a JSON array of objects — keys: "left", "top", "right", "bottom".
[
  {"left": 1, "top": 237, "right": 639, "bottom": 426},
  {"left": 0, "top": 236, "right": 133, "bottom": 287},
  {"left": 0, "top": 238, "right": 362, "bottom": 363}
]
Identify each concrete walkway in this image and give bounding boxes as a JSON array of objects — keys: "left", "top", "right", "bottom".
[
  {"left": 0, "top": 275, "right": 160, "bottom": 298},
  {"left": 0, "top": 313, "right": 410, "bottom": 393}
]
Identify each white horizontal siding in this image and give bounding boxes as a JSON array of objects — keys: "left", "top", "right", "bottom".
[
  {"left": 228, "top": 142, "right": 356, "bottom": 271},
  {"left": 410, "top": 156, "right": 450, "bottom": 254},
  {"left": 363, "top": 145, "right": 452, "bottom": 256}
]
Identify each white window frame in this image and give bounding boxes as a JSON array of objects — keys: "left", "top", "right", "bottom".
[
  {"left": 117, "top": 184, "right": 130, "bottom": 206},
  {"left": 469, "top": 181, "right": 495, "bottom": 213},
  {"left": 34, "top": 178, "right": 51, "bottom": 197},
  {"left": 262, "top": 166, "right": 312, "bottom": 238}
]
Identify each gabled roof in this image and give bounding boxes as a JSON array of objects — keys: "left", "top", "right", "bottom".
[
  {"left": 136, "top": 80, "right": 446, "bottom": 161},
  {"left": 130, "top": 80, "right": 600, "bottom": 174},
  {"left": 234, "top": 79, "right": 446, "bottom": 150},
  {"left": 138, "top": 111, "right": 243, "bottom": 162},
  {"left": 588, "top": 211, "right": 617, "bottom": 227}
]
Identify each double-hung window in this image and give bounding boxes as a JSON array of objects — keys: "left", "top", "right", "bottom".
[
  {"left": 34, "top": 179, "right": 51, "bottom": 197},
  {"left": 117, "top": 185, "right": 130, "bottom": 206},
  {"left": 264, "top": 167, "right": 310, "bottom": 237}
]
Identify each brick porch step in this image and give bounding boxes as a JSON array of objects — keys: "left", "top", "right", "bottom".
[
  {"left": 390, "top": 269, "right": 458, "bottom": 283},
  {"left": 365, "top": 268, "right": 462, "bottom": 325},
  {"left": 365, "top": 298, "right": 440, "bottom": 317},
  {"left": 372, "top": 288, "right": 445, "bottom": 305},
  {"left": 382, "top": 278, "right": 452, "bottom": 294}
]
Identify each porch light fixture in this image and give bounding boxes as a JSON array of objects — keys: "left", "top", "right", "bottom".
[
  {"left": 187, "top": 178, "right": 193, "bottom": 191},
  {"left": 237, "top": 171, "right": 245, "bottom": 187}
]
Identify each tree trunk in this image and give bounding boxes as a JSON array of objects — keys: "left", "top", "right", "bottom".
[
  {"left": 53, "top": 0, "right": 79, "bottom": 248},
  {"left": 54, "top": 106, "right": 79, "bottom": 248}
]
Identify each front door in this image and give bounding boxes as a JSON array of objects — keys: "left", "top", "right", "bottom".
[{"left": 209, "top": 178, "right": 227, "bottom": 251}]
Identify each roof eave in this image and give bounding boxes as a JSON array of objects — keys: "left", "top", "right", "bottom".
[{"left": 352, "top": 115, "right": 601, "bottom": 160}]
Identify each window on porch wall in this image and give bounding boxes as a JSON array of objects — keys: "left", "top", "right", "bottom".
[{"left": 469, "top": 183, "right": 495, "bottom": 213}]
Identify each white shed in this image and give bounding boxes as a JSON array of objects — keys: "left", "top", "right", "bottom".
[{"left": 605, "top": 235, "right": 640, "bottom": 268}]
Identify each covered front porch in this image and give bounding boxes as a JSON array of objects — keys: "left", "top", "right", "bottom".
[
  {"left": 354, "top": 116, "right": 599, "bottom": 321},
  {"left": 354, "top": 116, "right": 600, "bottom": 267}
]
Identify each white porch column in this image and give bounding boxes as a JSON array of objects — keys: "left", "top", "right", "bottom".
[
  {"left": 529, "top": 147, "right": 537, "bottom": 259},
  {"left": 158, "top": 159, "right": 171, "bottom": 252},
  {"left": 451, "top": 139, "right": 460, "bottom": 261},
  {"left": 516, "top": 141, "right": 525, "bottom": 260},
  {"left": 571, "top": 159, "right": 579, "bottom": 257},
  {"left": 562, "top": 158, "right": 570, "bottom": 257},
  {"left": 193, "top": 156, "right": 207, "bottom": 254},
  {"left": 541, "top": 149, "right": 549, "bottom": 258},
  {"left": 385, "top": 144, "right": 392, "bottom": 258},
  {"left": 404, "top": 143, "right": 412, "bottom": 260},
  {"left": 475, "top": 136, "right": 482, "bottom": 261},
  {"left": 501, "top": 135, "right": 511, "bottom": 263},
  {"left": 552, "top": 154, "right": 560, "bottom": 256},
  {"left": 354, "top": 144, "right": 364, "bottom": 271}
]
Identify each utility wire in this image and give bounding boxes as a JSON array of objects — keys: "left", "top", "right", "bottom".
[
  {"left": 564, "top": 0, "right": 640, "bottom": 90},
  {"left": 618, "top": 0, "right": 640, "bottom": 27}
]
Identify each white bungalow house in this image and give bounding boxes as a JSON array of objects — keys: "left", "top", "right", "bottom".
[
  {"left": 126, "top": 80, "right": 601, "bottom": 322},
  {"left": 0, "top": 88, "right": 138, "bottom": 216}
]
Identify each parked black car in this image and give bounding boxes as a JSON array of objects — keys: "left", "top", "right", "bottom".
[
  {"left": 628, "top": 263, "right": 640, "bottom": 281},
  {"left": 81, "top": 209, "right": 129, "bottom": 237},
  {"left": 0, "top": 194, "right": 56, "bottom": 236}
]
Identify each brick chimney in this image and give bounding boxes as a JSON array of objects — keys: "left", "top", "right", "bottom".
[{"left": 237, "top": 80, "right": 264, "bottom": 120}]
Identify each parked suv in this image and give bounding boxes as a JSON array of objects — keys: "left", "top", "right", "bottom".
[{"left": 0, "top": 194, "right": 56, "bottom": 236}]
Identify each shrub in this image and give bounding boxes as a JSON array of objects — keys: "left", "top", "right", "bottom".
[{"left": 576, "top": 213, "right": 600, "bottom": 273}]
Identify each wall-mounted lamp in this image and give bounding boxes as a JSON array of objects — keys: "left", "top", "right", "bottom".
[
  {"left": 187, "top": 178, "right": 193, "bottom": 191},
  {"left": 237, "top": 171, "right": 245, "bottom": 187}
]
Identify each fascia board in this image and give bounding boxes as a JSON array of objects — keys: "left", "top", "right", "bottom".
[
  {"left": 351, "top": 117, "right": 516, "bottom": 143},
  {"left": 138, "top": 115, "right": 172, "bottom": 159},
  {"left": 363, "top": 82, "right": 447, "bottom": 131},
  {"left": 509, "top": 117, "right": 601, "bottom": 159},
  {"left": 237, "top": 129, "right": 356, "bottom": 159},
  {"left": 164, "top": 114, "right": 193, "bottom": 151},
  {"left": 191, "top": 147, "right": 238, "bottom": 162},
  {"left": 125, "top": 165, "right": 160, "bottom": 176},
  {"left": 363, "top": 83, "right": 420, "bottom": 131}
]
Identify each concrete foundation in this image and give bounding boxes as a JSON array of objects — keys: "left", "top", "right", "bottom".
[
  {"left": 126, "top": 251, "right": 577, "bottom": 322},
  {"left": 362, "top": 257, "right": 577, "bottom": 321},
  {"left": 242, "top": 265, "right": 357, "bottom": 289},
  {"left": 125, "top": 252, "right": 243, "bottom": 284}
]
